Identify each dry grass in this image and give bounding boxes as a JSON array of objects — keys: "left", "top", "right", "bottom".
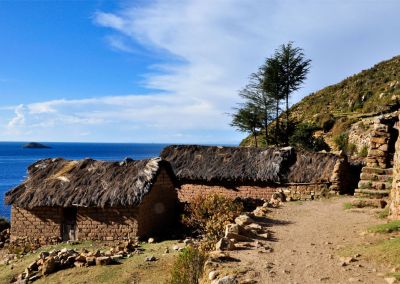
[{"left": 0, "top": 240, "right": 179, "bottom": 284}]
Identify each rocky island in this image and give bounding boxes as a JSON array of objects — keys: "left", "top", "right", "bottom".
[{"left": 23, "top": 142, "right": 51, "bottom": 149}]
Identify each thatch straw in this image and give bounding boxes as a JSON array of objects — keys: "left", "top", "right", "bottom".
[
  {"left": 160, "top": 145, "right": 340, "bottom": 184},
  {"left": 5, "top": 157, "right": 172, "bottom": 209}
]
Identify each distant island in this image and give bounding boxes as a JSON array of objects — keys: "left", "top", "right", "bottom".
[{"left": 23, "top": 142, "right": 51, "bottom": 149}]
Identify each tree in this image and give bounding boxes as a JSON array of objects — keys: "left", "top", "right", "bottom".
[
  {"left": 275, "top": 42, "right": 311, "bottom": 143},
  {"left": 262, "top": 56, "right": 285, "bottom": 145},
  {"left": 238, "top": 71, "right": 274, "bottom": 143},
  {"left": 230, "top": 103, "right": 263, "bottom": 147}
]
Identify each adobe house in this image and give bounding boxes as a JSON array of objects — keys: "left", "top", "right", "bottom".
[
  {"left": 4, "top": 157, "right": 177, "bottom": 243},
  {"left": 161, "top": 145, "right": 353, "bottom": 202}
]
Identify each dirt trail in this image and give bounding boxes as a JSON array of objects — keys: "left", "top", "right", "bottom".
[{"left": 226, "top": 197, "right": 391, "bottom": 283}]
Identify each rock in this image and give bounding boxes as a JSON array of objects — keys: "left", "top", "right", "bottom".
[
  {"left": 253, "top": 206, "right": 268, "bottom": 217},
  {"left": 145, "top": 256, "right": 157, "bottom": 262},
  {"left": 164, "top": 248, "right": 169, "bottom": 254},
  {"left": 27, "top": 261, "right": 38, "bottom": 272},
  {"left": 75, "top": 255, "right": 86, "bottom": 262},
  {"left": 42, "top": 257, "right": 57, "bottom": 275},
  {"left": 86, "top": 256, "right": 96, "bottom": 266},
  {"left": 148, "top": 238, "right": 155, "bottom": 244},
  {"left": 211, "top": 275, "right": 238, "bottom": 284},
  {"left": 74, "top": 261, "right": 85, "bottom": 268},
  {"left": 183, "top": 238, "right": 193, "bottom": 246},
  {"left": 95, "top": 256, "right": 111, "bottom": 266},
  {"left": 385, "top": 277, "right": 397, "bottom": 284},
  {"left": 172, "top": 245, "right": 181, "bottom": 251},
  {"left": 209, "top": 270, "right": 219, "bottom": 280},
  {"left": 39, "top": 252, "right": 49, "bottom": 260},
  {"left": 235, "top": 215, "right": 254, "bottom": 226},
  {"left": 339, "top": 256, "right": 357, "bottom": 264},
  {"left": 111, "top": 254, "right": 123, "bottom": 261},
  {"left": 215, "top": 237, "right": 236, "bottom": 251}
]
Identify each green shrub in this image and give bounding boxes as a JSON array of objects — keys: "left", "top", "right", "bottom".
[
  {"left": 333, "top": 133, "right": 357, "bottom": 155},
  {"left": 182, "top": 194, "right": 243, "bottom": 251},
  {"left": 289, "top": 123, "right": 330, "bottom": 152},
  {"left": 358, "top": 146, "right": 368, "bottom": 157},
  {"left": 168, "top": 246, "right": 207, "bottom": 284}
]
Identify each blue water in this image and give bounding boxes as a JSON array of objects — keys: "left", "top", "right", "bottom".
[{"left": 0, "top": 142, "right": 167, "bottom": 220}]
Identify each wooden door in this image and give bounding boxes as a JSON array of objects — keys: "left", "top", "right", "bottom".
[{"left": 62, "top": 208, "right": 77, "bottom": 241}]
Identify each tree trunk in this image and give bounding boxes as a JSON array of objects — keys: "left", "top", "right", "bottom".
[
  {"left": 275, "top": 99, "right": 279, "bottom": 146},
  {"left": 264, "top": 113, "right": 268, "bottom": 145},
  {"left": 253, "top": 131, "right": 258, "bottom": 147},
  {"left": 285, "top": 93, "right": 289, "bottom": 145}
]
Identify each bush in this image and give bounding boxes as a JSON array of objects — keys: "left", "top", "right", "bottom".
[
  {"left": 318, "top": 113, "right": 336, "bottom": 132},
  {"left": 289, "top": 123, "right": 330, "bottom": 152},
  {"left": 182, "top": 194, "right": 243, "bottom": 251},
  {"left": 333, "top": 133, "right": 357, "bottom": 155},
  {"left": 358, "top": 146, "right": 368, "bottom": 158},
  {"left": 168, "top": 246, "right": 207, "bottom": 284}
]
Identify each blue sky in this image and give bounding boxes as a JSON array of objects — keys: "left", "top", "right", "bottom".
[{"left": 1, "top": 0, "right": 400, "bottom": 144}]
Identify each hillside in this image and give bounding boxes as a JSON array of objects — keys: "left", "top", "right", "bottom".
[{"left": 241, "top": 55, "right": 400, "bottom": 147}]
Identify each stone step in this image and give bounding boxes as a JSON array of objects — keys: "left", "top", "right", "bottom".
[
  {"left": 354, "top": 189, "right": 390, "bottom": 198},
  {"left": 362, "top": 167, "right": 393, "bottom": 175},
  {"left": 358, "top": 180, "right": 392, "bottom": 190},
  {"left": 360, "top": 173, "right": 393, "bottom": 182}
]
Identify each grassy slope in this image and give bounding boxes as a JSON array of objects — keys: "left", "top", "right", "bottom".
[
  {"left": 0, "top": 240, "right": 178, "bottom": 284},
  {"left": 241, "top": 55, "right": 400, "bottom": 147}
]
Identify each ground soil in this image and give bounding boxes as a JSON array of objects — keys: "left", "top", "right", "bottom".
[{"left": 220, "top": 197, "right": 393, "bottom": 284}]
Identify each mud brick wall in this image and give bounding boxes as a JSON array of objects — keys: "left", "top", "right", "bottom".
[
  {"left": 10, "top": 206, "right": 62, "bottom": 241},
  {"left": 76, "top": 168, "right": 178, "bottom": 241},
  {"left": 177, "top": 183, "right": 331, "bottom": 202},
  {"left": 138, "top": 168, "right": 178, "bottom": 238},
  {"left": 76, "top": 207, "right": 139, "bottom": 241}
]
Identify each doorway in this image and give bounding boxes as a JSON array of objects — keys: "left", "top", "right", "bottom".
[{"left": 62, "top": 207, "right": 77, "bottom": 241}]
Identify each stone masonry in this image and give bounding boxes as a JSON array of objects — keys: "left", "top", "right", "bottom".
[{"left": 355, "top": 116, "right": 396, "bottom": 199}]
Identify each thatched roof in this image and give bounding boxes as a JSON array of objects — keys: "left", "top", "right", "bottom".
[
  {"left": 5, "top": 157, "right": 173, "bottom": 209},
  {"left": 160, "top": 145, "right": 341, "bottom": 184}
]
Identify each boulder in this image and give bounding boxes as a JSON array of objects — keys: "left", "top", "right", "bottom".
[
  {"left": 211, "top": 275, "right": 238, "bottom": 284},
  {"left": 42, "top": 257, "right": 57, "bottom": 275},
  {"left": 235, "top": 215, "right": 254, "bottom": 226},
  {"left": 215, "top": 237, "right": 236, "bottom": 251},
  {"left": 95, "top": 256, "right": 112, "bottom": 266}
]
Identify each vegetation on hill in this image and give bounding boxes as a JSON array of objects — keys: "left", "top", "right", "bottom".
[{"left": 241, "top": 55, "right": 400, "bottom": 148}]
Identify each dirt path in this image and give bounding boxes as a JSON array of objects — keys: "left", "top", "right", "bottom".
[{"left": 223, "top": 197, "right": 392, "bottom": 283}]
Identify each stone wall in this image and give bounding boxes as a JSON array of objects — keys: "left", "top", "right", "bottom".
[
  {"left": 390, "top": 115, "right": 400, "bottom": 218},
  {"left": 10, "top": 207, "right": 62, "bottom": 243},
  {"left": 177, "top": 182, "right": 332, "bottom": 203}
]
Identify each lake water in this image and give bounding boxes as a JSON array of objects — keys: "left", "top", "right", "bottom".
[{"left": 0, "top": 142, "right": 168, "bottom": 220}]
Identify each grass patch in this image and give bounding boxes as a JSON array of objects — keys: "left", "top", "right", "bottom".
[
  {"left": 0, "top": 240, "right": 179, "bottom": 284},
  {"left": 377, "top": 207, "right": 390, "bottom": 219},
  {"left": 339, "top": 237, "right": 400, "bottom": 269},
  {"left": 343, "top": 202, "right": 354, "bottom": 210},
  {"left": 368, "top": 221, "right": 400, "bottom": 234},
  {"left": 289, "top": 200, "right": 304, "bottom": 205}
]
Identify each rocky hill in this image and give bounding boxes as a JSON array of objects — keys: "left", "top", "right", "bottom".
[{"left": 241, "top": 55, "right": 400, "bottom": 148}]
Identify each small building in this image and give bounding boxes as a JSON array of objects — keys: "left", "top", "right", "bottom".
[
  {"left": 5, "top": 157, "right": 177, "bottom": 243},
  {"left": 161, "top": 145, "right": 352, "bottom": 202}
]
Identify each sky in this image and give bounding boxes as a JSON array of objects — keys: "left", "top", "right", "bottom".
[{"left": 0, "top": 0, "right": 400, "bottom": 144}]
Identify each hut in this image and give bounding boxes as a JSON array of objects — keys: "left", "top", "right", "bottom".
[
  {"left": 160, "top": 145, "right": 352, "bottom": 202},
  {"left": 5, "top": 157, "right": 177, "bottom": 243}
]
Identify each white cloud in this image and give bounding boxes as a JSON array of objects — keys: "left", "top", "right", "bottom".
[{"left": 7, "top": 104, "right": 25, "bottom": 128}]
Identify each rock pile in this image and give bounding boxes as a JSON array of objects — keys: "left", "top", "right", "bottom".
[
  {"left": 215, "top": 202, "right": 271, "bottom": 252},
  {"left": 0, "top": 228, "right": 10, "bottom": 249},
  {"left": 11, "top": 239, "right": 142, "bottom": 283},
  {"left": 9, "top": 237, "right": 61, "bottom": 254}
]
